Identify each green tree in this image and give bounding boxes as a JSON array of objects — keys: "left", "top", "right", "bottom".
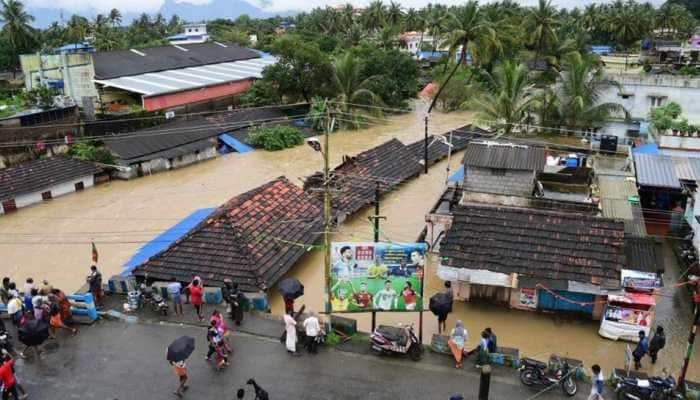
[
  {"left": 468, "top": 61, "right": 534, "bottom": 136},
  {"left": 328, "top": 51, "right": 383, "bottom": 129},
  {"left": 386, "top": 1, "right": 403, "bottom": 28},
  {"left": 605, "top": 2, "right": 646, "bottom": 69},
  {"left": 667, "top": 0, "right": 700, "bottom": 20},
  {"left": 69, "top": 142, "right": 114, "bottom": 164},
  {"left": 428, "top": 1, "right": 499, "bottom": 113},
  {"left": 0, "top": 0, "right": 37, "bottom": 69},
  {"left": 525, "top": 0, "right": 560, "bottom": 61},
  {"left": 108, "top": 8, "right": 122, "bottom": 27},
  {"left": 19, "top": 85, "right": 57, "bottom": 109},
  {"left": 362, "top": 1, "right": 386, "bottom": 32},
  {"left": 351, "top": 43, "right": 419, "bottom": 108},
  {"left": 247, "top": 125, "right": 304, "bottom": 150},
  {"left": 555, "top": 52, "right": 629, "bottom": 133},
  {"left": 66, "top": 15, "right": 89, "bottom": 43}
]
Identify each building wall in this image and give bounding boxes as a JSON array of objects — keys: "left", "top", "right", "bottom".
[
  {"left": 19, "top": 53, "right": 98, "bottom": 103},
  {"left": 461, "top": 191, "right": 531, "bottom": 207},
  {"left": 425, "top": 212, "right": 453, "bottom": 253},
  {"left": 464, "top": 167, "right": 535, "bottom": 198},
  {"left": 142, "top": 80, "right": 254, "bottom": 111},
  {"left": 600, "top": 74, "right": 700, "bottom": 123},
  {"left": 132, "top": 146, "right": 217, "bottom": 178},
  {"left": 0, "top": 175, "right": 94, "bottom": 214}
]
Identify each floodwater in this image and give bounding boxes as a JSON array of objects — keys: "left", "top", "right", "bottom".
[{"left": 3, "top": 106, "right": 700, "bottom": 380}]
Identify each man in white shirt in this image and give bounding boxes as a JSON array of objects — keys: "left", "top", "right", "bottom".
[
  {"left": 302, "top": 311, "right": 322, "bottom": 354},
  {"left": 373, "top": 280, "right": 398, "bottom": 311}
]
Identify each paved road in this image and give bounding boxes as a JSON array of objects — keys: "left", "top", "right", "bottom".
[{"left": 14, "top": 321, "right": 589, "bottom": 400}]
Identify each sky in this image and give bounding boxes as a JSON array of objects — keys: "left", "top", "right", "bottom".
[{"left": 24, "top": 0, "right": 668, "bottom": 18}]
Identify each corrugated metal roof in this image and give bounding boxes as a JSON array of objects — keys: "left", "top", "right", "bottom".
[
  {"left": 601, "top": 198, "right": 634, "bottom": 220},
  {"left": 598, "top": 176, "right": 638, "bottom": 200},
  {"left": 462, "top": 141, "right": 546, "bottom": 171},
  {"left": 94, "top": 56, "right": 277, "bottom": 97},
  {"left": 672, "top": 157, "right": 700, "bottom": 181},
  {"left": 633, "top": 153, "right": 681, "bottom": 188}
]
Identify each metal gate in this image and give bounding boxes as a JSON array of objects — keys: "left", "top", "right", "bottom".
[{"left": 537, "top": 289, "right": 594, "bottom": 315}]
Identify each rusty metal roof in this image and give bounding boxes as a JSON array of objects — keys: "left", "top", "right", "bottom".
[{"left": 462, "top": 141, "right": 546, "bottom": 171}]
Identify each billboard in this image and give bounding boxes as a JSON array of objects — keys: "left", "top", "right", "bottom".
[{"left": 329, "top": 242, "right": 427, "bottom": 312}]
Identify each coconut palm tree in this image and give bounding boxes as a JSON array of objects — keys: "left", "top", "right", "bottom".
[
  {"left": 605, "top": 3, "right": 643, "bottom": 69},
  {"left": 328, "top": 51, "right": 383, "bottom": 129},
  {"left": 386, "top": 1, "right": 403, "bottom": 28},
  {"left": 108, "top": 8, "right": 122, "bottom": 27},
  {"left": 525, "top": 0, "right": 560, "bottom": 62},
  {"left": 467, "top": 61, "right": 535, "bottom": 136},
  {"left": 425, "top": 7, "right": 448, "bottom": 53},
  {"left": 555, "top": 51, "right": 629, "bottom": 133},
  {"left": 362, "top": 1, "right": 386, "bottom": 32},
  {"left": 427, "top": 1, "right": 499, "bottom": 113},
  {"left": 0, "top": 0, "right": 36, "bottom": 68}
]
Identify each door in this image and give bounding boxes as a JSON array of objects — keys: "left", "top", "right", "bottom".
[
  {"left": 41, "top": 191, "right": 52, "bottom": 201},
  {"left": 75, "top": 182, "right": 84, "bottom": 191},
  {"left": 1, "top": 199, "right": 17, "bottom": 213},
  {"left": 537, "top": 289, "right": 594, "bottom": 315}
]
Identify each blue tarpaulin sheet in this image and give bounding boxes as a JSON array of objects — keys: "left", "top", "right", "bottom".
[
  {"left": 121, "top": 208, "right": 215, "bottom": 275},
  {"left": 448, "top": 165, "right": 464, "bottom": 182},
  {"left": 632, "top": 143, "right": 659, "bottom": 154},
  {"left": 219, "top": 133, "right": 253, "bottom": 153}
]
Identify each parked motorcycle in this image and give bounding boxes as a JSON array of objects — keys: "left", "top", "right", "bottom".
[
  {"left": 370, "top": 324, "right": 423, "bottom": 361},
  {"left": 615, "top": 375, "right": 683, "bottom": 400},
  {"left": 139, "top": 283, "right": 169, "bottom": 316},
  {"left": 519, "top": 357, "right": 577, "bottom": 396}
]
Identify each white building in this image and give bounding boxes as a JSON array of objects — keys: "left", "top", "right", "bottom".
[
  {"left": 0, "top": 157, "right": 102, "bottom": 214},
  {"left": 399, "top": 32, "right": 440, "bottom": 56},
  {"left": 168, "top": 24, "right": 209, "bottom": 45},
  {"left": 598, "top": 73, "right": 700, "bottom": 143}
]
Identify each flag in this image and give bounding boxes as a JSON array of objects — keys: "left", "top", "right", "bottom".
[{"left": 91, "top": 240, "right": 99, "bottom": 263}]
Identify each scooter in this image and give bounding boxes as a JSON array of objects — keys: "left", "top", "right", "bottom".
[
  {"left": 614, "top": 374, "right": 683, "bottom": 400},
  {"left": 139, "top": 283, "right": 169, "bottom": 316},
  {"left": 370, "top": 324, "right": 424, "bottom": 361},
  {"left": 519, "top": 356, "right": 577, "bottom": 396}
]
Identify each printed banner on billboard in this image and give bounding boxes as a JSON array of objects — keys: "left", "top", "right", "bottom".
[{"left": 329, "top": 242, "right": 427, "bottom": 312}]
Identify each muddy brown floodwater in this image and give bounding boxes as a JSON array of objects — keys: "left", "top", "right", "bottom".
[{"left": 2, "top": 107, "right": 699, "bottom": 380}]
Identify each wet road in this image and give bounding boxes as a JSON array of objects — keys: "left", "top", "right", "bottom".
[{"left": 16, "top": 320, "right": 590, "bottom": 400}]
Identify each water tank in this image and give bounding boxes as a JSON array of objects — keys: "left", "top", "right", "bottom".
[{"left": 600, "top": 135, "right": 618, "bottom": 154}]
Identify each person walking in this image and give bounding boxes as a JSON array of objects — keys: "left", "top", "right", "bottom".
[
  {"left": 447, "top": 320, "right": 468, "bottom": 369},
  {"left": 205, "top": 320, "right": 219, "bottom": 362},
  {"left": 188, "top": 278, "right": 204, "bottom": 322},
  {"left": 485, "top": 327, "right": 497, "bottom": 353},
  {"left": 170, "top": 360, "right": 188, "bottom": 397},
  {"left": 167, "top": 277, "right": 183, "bottom": 316},
  {"left": 588, "top": 364, "right": 604, "bottom": 400},
  {"left": 283, "top": 313, "right": 299, "bottom": 356},
  {"left": 438, "top": 281, "right": 454, "bottom": 334},
  {"left": 633, "top": 330, "right": 649, "bottom": 370},
  {"left": 86, "top": 266, "right": 103, "bottom": 306},
  {"left": 302, "top": 312, "right": 321, "bottom": 354},
  {"left": 649, "top": 326, "right": 666, "bottom": 364},
  {"left": 0, "top": 350, "right": 21, "bottom": 400},
  {"left": 1, "top": 350, "right": 27, "bottom": 399}
]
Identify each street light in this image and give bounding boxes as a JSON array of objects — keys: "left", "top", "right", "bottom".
[{"left": 306, "top": 137, "right": 322, "bottom": 153}]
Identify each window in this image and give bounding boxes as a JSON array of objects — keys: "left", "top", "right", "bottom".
[
  {"left": 188, "top": 28, "right": 192, "bottom": 33},
  {"left": 619, "top": 94, "right": 632, "bottom": 99},
  {"left": 650, "top": 96, "right": 666, "bottom": 108},
  {"left": 491, "top": 169, "right": 506, "bottom": 176},
  {"left": 41, "top": 191, "right": 52, "bottom": 201},
  {"left": 75, "top": 182, "right": 84, "bottom": 191},
  {"left": 2, "top": 199, "right": 17, "bottom": 213},
  {"left": 194, "top": 28, "right": 199, "bottom": 32}
]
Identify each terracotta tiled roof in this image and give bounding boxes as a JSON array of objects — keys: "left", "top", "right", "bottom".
[
  {"left": 304, "top": 138, "right": 422, "bottom": 218},
  {"left": 0, "top": 156, "right": 101, "bottom": 202},
  {"left": 440, "top": 203, "right": 625, "bottom": 283},
  {"left": 133, "top": 177, "right": 323, "bottom": 291}
]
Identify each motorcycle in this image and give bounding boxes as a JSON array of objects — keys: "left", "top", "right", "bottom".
[
  {"left": 139, "top": 283, "right": 169, "bottom": 316},
  {"left": 370, "top": 324, "right": 424, "bottom": 361},
  {"left": 615, "top": 374, "right": 684, "bottom": 400},
  {"left": 519, "top": 356, "right": 577, "bottom": 397}
]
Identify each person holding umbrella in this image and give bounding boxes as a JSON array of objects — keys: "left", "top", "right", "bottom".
[
  {"left": 277, "top": 278, "right": 304, "bottom": 315},
  {"left": 167, "top": 336, "right": 195, "bottom": 397}
]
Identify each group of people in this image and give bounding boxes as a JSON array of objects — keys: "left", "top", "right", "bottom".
[
  {"left": 282, "top": 306, "right": 324, "bottom": 356},
  {"left": 446, "top": 321, "right": 497, "bottom": 369},
  {"left": 206, "top": 310, "right": 231, "bottom": 371},
  {"left": 1, "top": 276, "right": 78, "bottom": 347},
  {"left": 632, "top": 326, "right": 667, "bottom": 370}
]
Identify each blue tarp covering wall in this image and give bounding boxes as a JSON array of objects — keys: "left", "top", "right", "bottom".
[
  {"left": 219, "top": 133, "right": 254, "bottom": 154},
  {"left": 121, "top": 207, "right": 215, "bottom": 275},
  {"left": 448, "top": 165, "right": 464, "bottom": 182}
]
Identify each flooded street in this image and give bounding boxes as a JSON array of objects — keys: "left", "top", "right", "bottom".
[{"left": 3, "top": 107, "right": 700, "bottom": 380}]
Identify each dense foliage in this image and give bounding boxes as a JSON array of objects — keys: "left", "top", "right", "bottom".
[
  {"left": 69, "top": 142, "right": 115, "bottom": 164},
  {"left": 246, "top": 125, "right": 304, "bottom": 150}
]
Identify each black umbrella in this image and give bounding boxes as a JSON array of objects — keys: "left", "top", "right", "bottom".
[
  {"left": 277, "top": 278, "right": 304, "bottom": 300},
  {"left": 167, "top": 336, "right": 195, "bottom": 362},
  {"left": 18, "top": 319, "right": 50, "bottom": 347},
  {"left": 429, "top": 293, "right": 452, "bottom": 316}
]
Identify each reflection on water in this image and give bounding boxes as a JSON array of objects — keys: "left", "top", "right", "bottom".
[{"left": 3, "top": 107, "right": 698, "bottom": 380}]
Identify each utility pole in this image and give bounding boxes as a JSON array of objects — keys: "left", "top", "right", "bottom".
[
  {"left": 424, "top": 115, "right": 429, "bottom": 174},
  {"left": 323, "top": 100, "right": 334, "bottom": 317},
  {"left": 368, "top": 181, "right": 386, "bottom": 333}
]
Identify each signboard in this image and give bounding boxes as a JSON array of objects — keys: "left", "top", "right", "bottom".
[
  {"left": 604, "top": 306, "right": 652, "bottom": 326},
  {"left": 518, "top": 288, "right": 537, "bottom": 309},
  {"left": 329, "top": 242, "right": 427, "bottom": 312},
  {"left": 621, "top": 269, "right": 661, "bottom": 290}
]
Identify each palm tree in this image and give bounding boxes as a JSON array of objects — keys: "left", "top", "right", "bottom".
[
  {"left": 386, "top": 1, "right": 403, "bottom": 28},
  {"left": 66, "top": 15, "right": 89, "bottom": 43},
  {"left": 0, "top": 0, "right": 36, "bottom": 68},
  {"left": 425, "top": 7, "right": 447, "bottom": 53},
  {"left": 428, "top": 1, "right": 499, "bottom": 113},
  {"left": 605, "top": 3, "right": 642, "bottom": 69},
  {"left": 328, "top": 51, "right": 383, "bottom": 129},
  {"left": 108, "top": 8, "right": 122, "bottom": 27},
  {"left": 467, "top": 61, "right": 534, "bottom": 136},
  {"left": 525, "top": 0, "right": 560, "bottom": 62},
  {"left": 363, "top": 1, "right": 386, "bottom": 32},
  {"left": 555, "top": 51, "right": 629, "bottom": 133}
]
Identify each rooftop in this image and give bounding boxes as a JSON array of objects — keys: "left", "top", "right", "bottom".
[
  {"left": 133, "top": 177, "right": 323, "bottom": 291},
  {"left": 633, "top": 153, "right": 700, "bottom": 188},
  {"left": 440, "top": 203, "right": 626, "bottom": 284},
  {"left": 625, "top": 236, "right": 664, "bottom": 273},
  {"left": 0, "top": 156, "right": 101, "bottom": 202},
  {"left": 304, "top": 139, "right": 422, "bottom": 219},
  {"left": 405, "top": 125, "right": 490, "bottom": 166},
  {"left": 462, "top": 141, "right": 546, "bottom": 171},
  {"left": 92, "top": 42, "right": 260, "bottom": 80}
]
